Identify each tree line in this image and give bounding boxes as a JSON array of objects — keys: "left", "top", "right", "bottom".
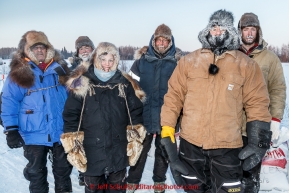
[
  {"left": 1, "top": 44, "right": 289, "bottom": 62},
  {"left": 268, "top": 44, "right": 289, "bottom": 63}
]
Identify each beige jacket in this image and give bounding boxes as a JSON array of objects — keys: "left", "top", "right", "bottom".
[
  {"left": 241, "top": 40, "right": 286, "bottom": 136},
  {"left": 161, "top": 49, "right": 271, "bottom": 149}
]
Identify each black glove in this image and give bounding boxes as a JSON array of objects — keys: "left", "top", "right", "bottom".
[
  {"left": 6, "top": 130, "right": 25, "bottom": 149},
  {"left": 239, "top": 121, "right": 272, "bottom": 171},
  {"left": 160, "top": 137, "right": 189, "bottom": 186}
]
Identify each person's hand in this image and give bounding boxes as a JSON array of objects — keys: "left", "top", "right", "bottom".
[
  {"left": 239, "top": 121, "right": 271, "bottom": 171},
  {"left": 161, "top": 126, "right": 175, "bottom": 143},
  {"left": 6, "top": 130, "right": 24, "bottom": 149},
  {"left": 160, "top": 136, "right": 188, "bottom": 186}
]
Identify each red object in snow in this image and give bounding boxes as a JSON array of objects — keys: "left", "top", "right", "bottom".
[{"left": 262, "top": 147, "right": 287, "bottom": 169}]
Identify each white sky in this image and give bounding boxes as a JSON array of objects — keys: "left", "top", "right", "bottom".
[{"left": 1, "top": 0, "right": 289, "bottom": 52}]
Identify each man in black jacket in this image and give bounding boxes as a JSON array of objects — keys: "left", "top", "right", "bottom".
[{"left": 127, "top": 24, "right": 182, "bottom": 193}]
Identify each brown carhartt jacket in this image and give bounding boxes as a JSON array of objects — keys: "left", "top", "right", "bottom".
[{"left": 161, "top": 49, "right": 271, "bottom": 149}]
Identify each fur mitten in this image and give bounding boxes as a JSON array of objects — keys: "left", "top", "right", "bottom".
[
  {"left": 126, "top": 124, "right": 146, "bottom": 166},
  {"left": 127, "top": 124, "right": 146, "bottom": 143},
  {"left": 127, "top": 140, "right": 143, "bottom": 166},
  {"left": 60, "top": 131, "right": 87, "bottom": 172},
  {"left": 61, "top": 131, "right": 84, "bottom": 153}
]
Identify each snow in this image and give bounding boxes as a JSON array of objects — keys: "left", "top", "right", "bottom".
[
  {"left": 0, "top": 62, "right": 289, "bottom": 192},
  {"left": 0, "top": 126, "right": 179, "bottom": 193}
]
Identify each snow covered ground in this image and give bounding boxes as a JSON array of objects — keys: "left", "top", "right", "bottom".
[
  {"left": 0, "top": 125, "right": 180, "bottom": 193},
  {"left": 0, "top": 62, "right": 289, "bottom": 192}
]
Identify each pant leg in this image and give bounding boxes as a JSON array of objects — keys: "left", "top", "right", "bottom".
[
  {"left": 209, "top": 148, "right": 243, "bottom": 193},
  {"left": 84, "top": 175, "right": 106, "bottom": 193},
  {"left": 23, "top": 145, "right": 49, "bottom": 193},
  {"left": 51, "top": 142, "right": 73, "bottom": 193},
  {"left": 79, "top": 171, "right": 85, "bottom": 186},
  {"left": 178, "top": 138, "right": 211, "bottom": 193},
  {"left": 126, "top": 133, "right": 154, "bottom": 184},
  {"left": 107, "top": 169, "right": 127, "bottom": 193},
  {"left": 152, "top": 134, "right": 168, "bottom": 183},
  {"left": 241, "top": 136, "right": 261, "bottom": 193}
]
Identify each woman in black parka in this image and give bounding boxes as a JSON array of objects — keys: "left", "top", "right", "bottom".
[{"left": 62, "top": 42, "right": 145, "bottom": 193}]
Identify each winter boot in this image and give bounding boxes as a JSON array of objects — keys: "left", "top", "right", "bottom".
[
  {"left": 241, "top": 177, "right": 260, "bottom": 193},
  {"left": 126, "top": 183, "right": 138, "bottom": 193},
  {"left": 154, "top": 182, "right": 165, "bottom": 193},
  {"left": 241, "top": 167, "right": 261, "bottom": 193}
]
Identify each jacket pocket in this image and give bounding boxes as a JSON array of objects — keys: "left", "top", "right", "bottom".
[
  {"left": 222, "top": 74, "right": 244, "bottom": 99},
  {"left": 19, "top": 109, "right": 44, "bottom": 133}
]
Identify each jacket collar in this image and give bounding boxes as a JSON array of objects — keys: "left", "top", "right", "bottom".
[{"left": 201, "top": 49, "right": 237, "bottom": 59}]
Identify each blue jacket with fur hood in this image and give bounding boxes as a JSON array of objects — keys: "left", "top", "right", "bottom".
[{"left": 1, "top": 30, "right": 70, "bottom": 146}]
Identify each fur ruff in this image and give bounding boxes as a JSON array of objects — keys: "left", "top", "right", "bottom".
[
  {"left": 19, "top": 30, "right": 55, "bottom": 65},
  {"left": 198, "top": 9, "right": 240, "bottom": 52},
  {"left": 66, "top": 61, "right": 146, "bottom": 102},
  {"left": 90, "top": 42, "right": 119, "bottom": 72},
  {"left": 60, "top": 131, "right": 87, "bottom": 173},
  {"left": 133, "top": 46, "right": 183, "bottom": 61},
  {"left": 122, "top": 72, "right": 146, "bottom": 103},
  {"left": 126, "top": 124, "right": 146, "bottom": 166},
  {"left": 9, "top": 50, "right": 69, "bottom": 88}
]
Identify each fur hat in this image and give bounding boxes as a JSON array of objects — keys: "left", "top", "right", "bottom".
[
  {"left": 154, "top": 24, "right": 172, "bottom": 40},
  {"left": 75, "top": 36, "right": 95, "bottom": 51},
  {"left": 198, "top": 9, "right": 240, "bottom": 52},
  {"left": 91, "top": 42, "right": 119, "bottom": 71},
  {"left": 19, "top": 30, "right": 55, "bottom": 64},
  {"left": 152, "top": 24, "right": 173, "bottom": 54},
  {"left": 238, "top": 12, "right": 263, "bottom": 45}
]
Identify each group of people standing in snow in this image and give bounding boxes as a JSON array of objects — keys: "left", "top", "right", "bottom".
[{"left": 0, "top": 9, "right": 286, "bottom": 193}]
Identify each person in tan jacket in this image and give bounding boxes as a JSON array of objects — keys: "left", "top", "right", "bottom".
[
  {"left": 160, "top": 9, "right": 272, "bottom": 193},
  {"left": 238, "top": 12, "right": 286, "bottom": 193}
]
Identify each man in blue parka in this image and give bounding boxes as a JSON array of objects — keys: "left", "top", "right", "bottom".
[
  {"left": 127, "top": 24, "right": 183, "bottom": 193},
  {"left": 0, "top": 30, "right": 72, "bottom": 193}
]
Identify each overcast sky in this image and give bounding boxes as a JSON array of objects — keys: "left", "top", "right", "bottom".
[{"left": 1, "top": 0, "right": 289, "bottom": 52}]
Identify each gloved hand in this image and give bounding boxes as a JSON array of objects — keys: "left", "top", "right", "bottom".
[
  {"left": 6, "top": 130, "right": 25, "bottom": 149},
  {"left": 161, "top": 125, "right": 175, "bottom": 143},
  {"left": 239, "top": 121, "right": 272, "bottom": 171},
  {"left": 161, "top": 126, "right": 188, "bottom": 186},
  {"left": 270, "top": 118, "right": 281, "bottom": 140}
]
